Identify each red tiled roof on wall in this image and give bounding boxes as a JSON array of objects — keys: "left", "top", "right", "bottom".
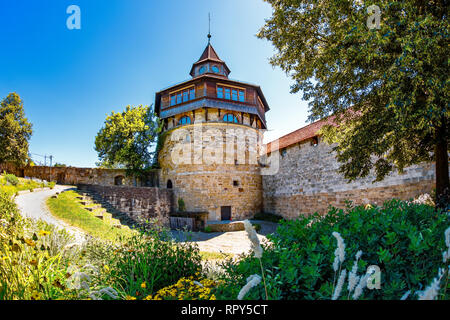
[{"left": 265, "top": 117, "right": 335, "bottom": 154}]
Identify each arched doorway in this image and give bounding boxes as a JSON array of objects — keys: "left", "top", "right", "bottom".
[
  {"left": 167, "top": 179, "right": 173, "bottom": 189},
  {"left": 114, "top": 175, "right": 125, "bottom": 186}
]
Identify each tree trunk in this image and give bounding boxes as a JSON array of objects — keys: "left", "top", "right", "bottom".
[{"left": 435, "top": 121, "right": 449, "bottom": 207}]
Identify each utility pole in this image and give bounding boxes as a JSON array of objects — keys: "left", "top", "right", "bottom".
[
  {"left": 49, "top": 155, "right": 53, "bottom": 167},
  {"left": 44, "top": 155, "right": 47, "bottom": 167}
]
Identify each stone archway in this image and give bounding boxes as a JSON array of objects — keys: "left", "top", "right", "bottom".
[
  {"left": 167, "top": 179, "right": 173, "bottom": 189},
  {"left": 114, "top": 175, "right": 125, "bottom": 186}
]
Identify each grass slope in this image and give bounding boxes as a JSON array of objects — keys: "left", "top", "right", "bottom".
[{"left": 47, "top": 190, "right": 133, "bottom": 242}]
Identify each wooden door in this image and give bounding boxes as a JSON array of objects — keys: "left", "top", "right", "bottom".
[{"left": 221, "top": 206, "right": 231, "bottom": 221}]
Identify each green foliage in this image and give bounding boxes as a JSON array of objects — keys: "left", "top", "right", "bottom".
[
  {"left": 253, "top": 212, "right": 284, "bottom": 223},
  {"left": 0, "top": 189, "right": 79, "bottom": 300},
  {"left": 94, "top": 105, "right": 162, "bottom": 172},
  {"left": 104, "top": 230, "right": 202, "bottom": 298},
  {"left": 216, "top": 200, "right": 450, "bottom": 300},
  {"left": 0, "top": 93, "right": 33, "bottom": 165},
  {"left": 151, "top": 131, "right": 168, "bottom": 169},
  {"left": 258, "top": 1, "right": 449, "bottom": 187},
  {"left": 4, "top": 174, "right": 19, "bottom": 186},
  {"left": 253, "top": 223, "right": 262, "bottom": 232},
  {"left": 178, "top": 198, "right": 186, "bottom": 212}
]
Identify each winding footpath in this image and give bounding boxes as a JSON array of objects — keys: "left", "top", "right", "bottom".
[
  {"left": 14, "top": 185, "right": 87, "bottom": 245},
  {"left": 13, "top": 185, "right": 277, "bottom": 255}
]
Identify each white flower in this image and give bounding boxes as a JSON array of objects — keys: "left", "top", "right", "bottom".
[
  {"left": 417, "top": 269, "right": 444, "bottom": 300},
  {"left": 332, "top": 270, "right": 347, "bottom": 300},
  {"left": 400, "top": 290, "right": 411, "bottom": 300},
  {"left": 352, "top": 272, "right": 370, "bottom": 300},
  {"left": 443, "top": 227, "right": 450, "bottom": 263},
  {"left": 237, "top": 274, "right": 262, "bottom": 300},
  {"left": 348, "top": 250, "right": 362, "bottom": 293},
  {"left": 332, "top": 232, "right": 346, "bottom": 271},
  {"left": 243, "top": 220, "right": 263, "bottom": 258}
]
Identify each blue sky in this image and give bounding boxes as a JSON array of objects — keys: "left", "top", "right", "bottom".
[{"left": 0, "top": 0, "right": 310, "bottom": 167}]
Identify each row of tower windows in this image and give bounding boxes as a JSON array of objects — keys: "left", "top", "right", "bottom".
[
  {"left": 167, "top": 85, "right": 246, "bottom": 108},
  {"left": 170, "top": 88, "right": 196, "bottom": 107},
  {"left": 217, "top": 86, "right": 245, "bottom": 102},
  {"left": 176, "top": 113, "right": 239, "bottom": 126}
]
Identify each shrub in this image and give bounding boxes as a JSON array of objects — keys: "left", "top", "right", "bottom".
[
  {"left": 5, "top": 174, "right": 19, "bottom": 186},
  {"left": 178, "top": 198, "right": 186, "bottom": 212},
  {"left": 48, "top": 181, "right": 56, "bottom": 189},
  {"left": 147, "top": 276, "right": 218, "bottom": 300},
  {"left": 215, "top": 200, "right": 450, "bottom": 300},
  {"left": 104, "top": 229, "right": 202, "bottom": 299},
  {"left": 0, "top": 190, "right": 80, "bottom": 300},
  {"left": 253, "top": 212, "right": 284, "bottom": 223}
]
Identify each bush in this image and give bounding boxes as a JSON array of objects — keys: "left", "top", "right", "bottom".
[
  {"left": 215, "top": 200, "right": 450, "bottom": 300},
  {"left": 0, "top": 190, "right": 80, "bottom": 300},
  {"left": 104, "top": 229, "right": 202, "bottom": 299},
  {"left": 178, "top": 198, "right": 186, "bottom": 212},
  {"left": 147, "top": 276, "right": 218, "bottom": 300},
  {"left": 5, "top": 174, "right": 19, "bottom": 186}
]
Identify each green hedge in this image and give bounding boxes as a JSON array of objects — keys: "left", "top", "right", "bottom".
[{"left": 215, "top": 200, "right": 450, "bottom": 300}]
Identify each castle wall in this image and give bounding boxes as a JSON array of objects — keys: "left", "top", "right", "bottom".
[
  {"left": 0, "top": 163, "right": 159, "bottom": 187},
  {"left": 262, "top": 137, "right": 438, "bottom": 219},
  {"left": 159, "top": 123, "right": 263, "bottom": 221},
  {"left": 78, "top": 184, "right": 173, "bottom": 227}
]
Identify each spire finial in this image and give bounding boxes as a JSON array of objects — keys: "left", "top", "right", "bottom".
[{"left": 207, "top": 12, "right": 211, "bottom": 44}]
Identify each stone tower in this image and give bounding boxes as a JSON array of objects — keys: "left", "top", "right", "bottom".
[{"left": 155, "top": 40, "right": 270, "bottom": 221}]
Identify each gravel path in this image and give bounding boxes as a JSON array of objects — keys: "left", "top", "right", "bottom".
[
  {"left": 14, "top": 185, "right": 87, "bottom": 245},
  {"left": 172, "top": 220, "right": 278, "bottom": 255}
]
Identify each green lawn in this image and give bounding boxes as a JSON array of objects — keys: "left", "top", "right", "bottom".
[
  {"left": 47, "top": 190, "right": 134, "bottom": 242},
  {"left": 0, "top": 174, "right": 54, "bottom": 195},
  {"left": 199, "top": 251, "right": 234, "bottom": 261}
]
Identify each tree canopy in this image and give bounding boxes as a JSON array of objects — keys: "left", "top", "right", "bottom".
[
  {"left": 94, "top": 105, "right": 161, "bottom": 173},
  {"left": 258, "top": 0, "right": 449, "bottom": 201},
  {"left": 0, "top": 93, "right": 33, "bottom": 165}
]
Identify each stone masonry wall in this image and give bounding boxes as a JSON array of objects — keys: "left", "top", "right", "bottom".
[
  {"left": 0, "top": 163, "right": 159, "bottom": 187},
  {"left": 78, "top": 184, "right": 173, "bottom": 227},
  {"left": 159, "top": 123, "right": 263, "bottom": 221},
  {"left": 263, "top": 137, "right": 440, "bottom": 219}
]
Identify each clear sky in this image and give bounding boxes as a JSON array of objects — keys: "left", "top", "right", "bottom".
[{"left": 0, "top": 0, "right": 310, "bottom": 168}]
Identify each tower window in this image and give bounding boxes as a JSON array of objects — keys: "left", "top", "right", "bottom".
[
  {"left": 170, "top": 95, "right": 176, "bottom": 106},
  {"left": 224, "top": 88, "right": 231, "bottom": 100},
  {"left": 238, "top": 90, "right": 245, "bottom": 102},
  {"left": 233, "top": 180, "right": 239, "bottom": 187},
  {"left": 167, "top": 180, "right": 173, "bottom": 189},
  {"left": 212, "top": 65, "right": 220, "bottom": 73},
  {"left": 178, "top": 116, "right": 191, "bottom": 125},
  {"left": 189, "top": 88, "right": 195, "bottom": 100},
  {"left": 177, "top": 92, "right": 182, "bottom": 104},
  {"left": 199, "top": 66, "right": 206, "bottom": 75},
  {"left": 217, "top": 87, "right": 223, "bottom": 99},
  {"left": 223, "top": 113, "right": 238, "bottom": 123},
  {"left": 232, "top": 89, "right": 238, "bottom": 101}
]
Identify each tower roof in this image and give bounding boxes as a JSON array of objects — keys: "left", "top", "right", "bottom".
[{"left": 189, "top": 43, "right": 231, "bottom": 77}]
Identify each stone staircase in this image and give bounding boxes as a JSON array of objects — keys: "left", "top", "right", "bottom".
[{"left": 74, "top": 190, "right": 137, "bottom": 230}]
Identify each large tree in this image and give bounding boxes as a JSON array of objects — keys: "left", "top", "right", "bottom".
[
  {"left": 258, "top": 0, "right": 449, "bottom": 203},
  {"left": 95, "top": 105, "right": 161, "bottom": 173},
  {"left": 0, "top": 93, "right": 33, "bottom": 165}
]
